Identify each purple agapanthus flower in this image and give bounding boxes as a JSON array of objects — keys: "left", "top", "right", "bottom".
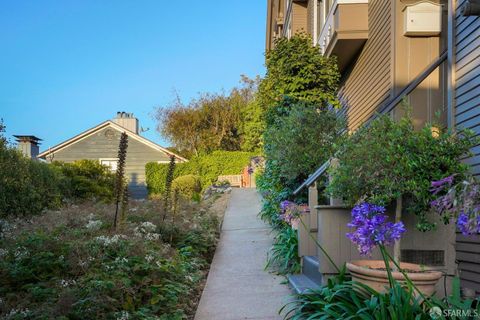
[
  {"left": 457, "top": 212, "right": 480, "bottom": 235},
  {"left": 430, "top": 175, "right": 455, "bottom": 195},
  {"left": 347, "top": 203, "right": 406, "bottom": 256},
  {"left": 278, "top": 200, "right": 308, "bottom": 230}
]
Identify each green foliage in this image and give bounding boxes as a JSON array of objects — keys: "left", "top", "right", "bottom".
[
  {"left": 327, "top": 113, "right": 478, "bottom": 230},
  {"left": 146, "top": 151, "right": 255, "bottom": 195},
  {"left": 172, "top": 175, "right": 202, "bottom": 200},
  {"left": 52, "top": 160, "right": 115, "bottom": 202},
  {"left": 0, "top": 136, "right": 62, "bottom": 217},
  {"left": 266, "top": 225, "right": 301, "bottom": 274},
  {"left": 0, "top": 199, "right": 220, "bottom": 319},
  {"left": 259, "top": 33, "right": 340, "bottom": 110},
  {"left": 156, "top": 76, "right": 259, "bottom": 155},
  {"left": 264, "top": 97, "right": 345, "bottom": 188},
  {"left": 240, "top": 99, "right": 265, "bottom": 153},
  {"left": 283, "top": 272, "right": 480, "bottom": 320}
]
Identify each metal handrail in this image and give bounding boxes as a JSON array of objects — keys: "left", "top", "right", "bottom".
[{"left": 292, "top": 50, "right": 448, "bottom": 195}]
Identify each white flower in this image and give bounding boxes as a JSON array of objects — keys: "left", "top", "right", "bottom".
[
  {"left": 145, "top": 254, "right": 154, "bottom": 263},
  {"left": 95, "top": 234, "right": 126, "bottom": 246},
  {"left": 145, "top": 233, "right": 160, "bottom": 241},
  {"left": 85, "top": 219, "right": 103, "bottom": 231},
  {"left": 14, "top": 247, "right": 28, "bottom": 260},
  {"left": 116, "top": 311, "right": 130, "bottom": 320},
  {"left": 134, "top": 222, "right": 159, "bottom": 241},
  {"left": 60, "top": 279, "right": 76, "bottom": 287},
  {"left": 114, "top": 257, "right": 129, "bottom": 264},
  {"left": 0, "top": 248, "right": 8, "bottom": 258}
]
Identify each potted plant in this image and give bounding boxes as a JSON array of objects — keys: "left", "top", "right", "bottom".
[
  {"left": 327, "top": 112, "right": 478, "bottom": 295},
  {"left": 345, "top": 202, "right": 442, "bottom": 295}
]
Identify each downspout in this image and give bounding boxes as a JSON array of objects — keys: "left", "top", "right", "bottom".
[{"left": 447, "top": 0, "right": 456, "bottom": 130}]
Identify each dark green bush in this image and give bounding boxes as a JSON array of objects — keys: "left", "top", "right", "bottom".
[
  {"left": 172, "top": 175, "right": 201, "bottom": 199},
  {"left": 146, "top": 151, "right": 255, "bottom": 195},
  {"left": 0, "top": 139, "right": 62, "bottom": 217},
  {"left": 327, "top": 113, "right": 478, "bottom": 231},
  {"left": 0, "top": 127, "right": 115, "bottom": 217},
  {"left": 52, "top": 160, "right": 115, "bottom": 202}
]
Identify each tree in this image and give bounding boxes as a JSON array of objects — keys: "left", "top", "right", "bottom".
[
  {"left": 155, "top": 77, "right": 258, "bottom": 155},
  {"left": 258, "top": 33, "right": 340, "bottom": 111},
  {"left": 264, "top": 97, "right": 345, "bottom": 189}
]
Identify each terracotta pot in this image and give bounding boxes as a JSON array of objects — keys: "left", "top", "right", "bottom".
[{"left": 346, "top": 260, "right": 443, "bottom": 296}]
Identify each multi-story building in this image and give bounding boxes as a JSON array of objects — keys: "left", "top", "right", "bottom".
[{"left": 266, "top": 0, "right": 480, "bottom": 295}]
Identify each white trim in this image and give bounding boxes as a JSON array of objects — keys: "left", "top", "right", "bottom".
[
  {"left": 99, "top": 158, "right": 119, "bottom": 172},
  {"left": 37, "top": 120, "right": 187, "bottom": 162}
]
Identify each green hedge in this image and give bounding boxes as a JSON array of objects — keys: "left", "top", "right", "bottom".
[
  {"left": 0, "top": 137, "right": 116, "bottom": 217},
  {"left": 172, "top": 175, "right": 202, "bottom": 199},
  {"left": 0, "top": 142, "right": 62, "bottom": 217},
  {"left": 146, "top": 151, "right": 255, "bottom": 195}
]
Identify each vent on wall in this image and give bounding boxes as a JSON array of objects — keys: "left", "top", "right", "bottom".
[{"left": 401, "top": 249, "right": 445, "bottom": 266}]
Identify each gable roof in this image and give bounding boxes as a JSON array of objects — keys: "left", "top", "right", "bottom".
[{"left": 37, "top": 120, "right": 187, "bottom": 162}]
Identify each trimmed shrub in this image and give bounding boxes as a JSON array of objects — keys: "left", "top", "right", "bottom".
[
  {"left": 52, "top": 160, "right": 115, "bottom": 202},
  {"left": 172, "top": 175, "right": 202, "bottom": 199},
  {"left": 0, "top": 140, "right": 62, "bottom": 217},
  {"left": 146, "top": 151, "right": 256, "bottom": 195}
]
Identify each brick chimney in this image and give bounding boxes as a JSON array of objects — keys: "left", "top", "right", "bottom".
[
  {"left": 112, "top": 111, "right": 139, "bottom": 134},
  {"left": 13, "top": 135, "right": 42, "bottom": 159}
]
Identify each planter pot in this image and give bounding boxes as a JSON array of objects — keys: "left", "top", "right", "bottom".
[{"left": 346, "top": 260, "right": 443, "bottom": 296}]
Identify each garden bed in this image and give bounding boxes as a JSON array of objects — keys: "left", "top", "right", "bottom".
[{"left": 0, "top": 196, "right": 228, "bottom": 319}]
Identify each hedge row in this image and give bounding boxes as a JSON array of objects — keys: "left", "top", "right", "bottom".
[
  {"left": 0, "top": 139, "right": 115, "bottom": 217},
  {"left": 146, "top": 151, "right": 255, "bottom": 195}
]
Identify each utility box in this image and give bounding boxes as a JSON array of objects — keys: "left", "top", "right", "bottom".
[{"left": 403, "top": 1, "right": 442, "bottom": 36}]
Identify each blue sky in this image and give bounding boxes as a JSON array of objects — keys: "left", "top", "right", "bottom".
[{"left": 0, "top": 1, "right": 266, "bottom": 149}]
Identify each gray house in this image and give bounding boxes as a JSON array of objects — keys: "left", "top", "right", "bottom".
[{"left": 35, "top": 112, "right": 186, "bottom": 198}]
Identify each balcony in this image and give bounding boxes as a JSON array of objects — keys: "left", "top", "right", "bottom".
[{"left": 318, "top": 0, "right": 369, "bottom": 72}]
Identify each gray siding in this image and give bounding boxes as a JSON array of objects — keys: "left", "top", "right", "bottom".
[
  {"left": 338, "top": 0, "right": 392, "bottom": 131},
  {"left": 454, "top": 0, "right": 480, "bottom": 294},
  {"left": 49, "top": 126, "right": 171, "bottom": 198}
]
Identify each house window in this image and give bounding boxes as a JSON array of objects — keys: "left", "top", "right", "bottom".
[{"left": 99, "top": 158, "right": 119, "bottom": 172}]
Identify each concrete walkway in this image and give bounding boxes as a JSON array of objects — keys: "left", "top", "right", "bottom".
[{"left": 195, "top": 189, "right": 291, "bottom": 320}]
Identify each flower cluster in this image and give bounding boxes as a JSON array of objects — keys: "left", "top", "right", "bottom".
[
  {"left": 85, "top": 219, "right": 103, "bottom": 231},
  {"left": 134, "top": 221, "right": 160, "bottom": 241},
  {"left": 347, "top": 203, "right": 406, "bottom": 255},
  {"left": 279, "top": 200, "right": 309, "bottom": 229},
  {"left": 430, "top": 176, "right": 480, "bottom": 235},
  {"left": 95, "top": 234, "right": 126, "bottom": 247}
]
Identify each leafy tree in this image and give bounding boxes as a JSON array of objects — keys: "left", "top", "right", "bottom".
[
  {"left": 155, "top": 77, "right": 258, "bottom": 155},
  {"left": 258, "top": 33, "right": 340, "bottom": 111},
  {"left": 264, "top": 97, "right": 345, "bottom": 189},
  {"left": 327, "top": 112, "right": 478, "bottom": 231}
]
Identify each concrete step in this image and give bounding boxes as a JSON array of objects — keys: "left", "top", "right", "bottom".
[
  {"left": 302, "top": 256, "right": 322, "bottom": 284},
  {"left": 287, "top": 274, "right": 321, "bottom": 294}
]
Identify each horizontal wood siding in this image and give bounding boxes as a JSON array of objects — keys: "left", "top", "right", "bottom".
[
  {"left": 49, "top": 126, "right": 171, "bottom": 198},
  {"left": 292, "top": 1, "right": 308, "bottom": 34},
  {"left": 338, "top": 0, "right": 392, "bottom": 131},
  {"left": 454, "top": 0, "right": 480, "bottom": 295}
]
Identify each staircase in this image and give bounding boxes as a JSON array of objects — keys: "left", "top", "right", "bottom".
[{"left": 287, "top": 256, "right": 323, "bottom": 294}]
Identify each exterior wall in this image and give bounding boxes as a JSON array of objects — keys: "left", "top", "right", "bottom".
[
  {"left": 291, "top": 1, "right": 309, "bottom": 34},
  {"left": 392, "top": 0, "right": 448, "bottom": 129},
  {"left": 338, "top": 0, "right": 393, "bottom": 131},
  {"left": 47, "top": 126, "right": 171, "bottom": 199},
  {"left": 338, "top": 0, "right": 447, "bottom": 132},
  {"left": 453, "top": 0, "right": 480, "bottom": 295}
]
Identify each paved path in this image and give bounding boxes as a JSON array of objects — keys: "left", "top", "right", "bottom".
[{"left": 195, "top": 188, "right": 291, "bottom": 320}]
